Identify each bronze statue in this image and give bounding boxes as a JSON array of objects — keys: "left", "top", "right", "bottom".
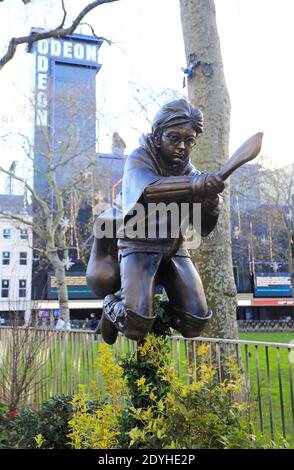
[{"left": 87, "top": 99, "right": 263, "bottom": 344}]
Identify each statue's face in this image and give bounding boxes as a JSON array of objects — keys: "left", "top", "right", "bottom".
[{"left": 157, "top": 124, "right": 197, "bottom": 168}]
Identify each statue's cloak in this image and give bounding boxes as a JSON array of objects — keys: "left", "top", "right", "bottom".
[
  {"left": 86, "top": 135, "right": 219, "bottom": 297},
  {"left": 121, "top": 135, "right": 218, "bottom": 239}
]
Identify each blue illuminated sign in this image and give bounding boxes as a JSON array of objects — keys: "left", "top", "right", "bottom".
[{"left": 254, "top": 272, "right": 292, "bottom": 297}]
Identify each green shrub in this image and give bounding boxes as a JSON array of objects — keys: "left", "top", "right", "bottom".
[
  {"left": 68, "top": 334, "right": 289, "bottom": 449},
  {"left": 1, "top": 394, "right": 100, "bottom": 448},
  {"left": 5, "top": 395, "right": 73, "bottom": 448},
  {"left": 0, "top": 403, "right": 11, "bottom": 449},
  {"left": 121, "top": 337, "right": 288, "bottom": 449},
  {"left": 3, "top": 333, "right": 289, "bottom": 449},
  {"left": 67, "top": 344, "right": 127, "bottom": 449}
]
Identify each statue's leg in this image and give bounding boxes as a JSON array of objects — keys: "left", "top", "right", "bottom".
[
  {"left": 160, "top": 256, "right": 212, "bottom": 338},
  {"left": 100, "top": 252, "right": 162, "bottom": 344}
]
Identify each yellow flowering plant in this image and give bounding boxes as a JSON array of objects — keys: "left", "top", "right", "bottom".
[
  {"left": 67, "top": 344, "right": 127, "bottom": 449},
  {"left": 34, "top": 433, "right": 46, "bottom": 449},
  {"left": 67, "top": 333, "right": 288, "bottom": 449}
]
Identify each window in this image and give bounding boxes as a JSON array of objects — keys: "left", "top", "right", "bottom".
[
  {"left": 19, "top": 280, "right": 26, "bottom": 298},
  {"left": 1, "top": 280, "right": 9, "bottom": 298},
  {"left": 3, "top": 228, "right": 11, "bottom": 239},
  {"left": 2, "top": 252, "right": 10, "bottom": 265},
  {"left": 20, "top": 229, "right": 28, "bottom": 240},
  {"left": 19, "top": 252, "right": 27, "bottom": 265}
]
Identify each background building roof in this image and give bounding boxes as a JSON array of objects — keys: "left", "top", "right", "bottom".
[{"left": 0, "top": 194, "right": 28, "bottom": 215}]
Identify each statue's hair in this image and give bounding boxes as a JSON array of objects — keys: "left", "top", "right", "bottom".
[{"left": 151, "top": 98, "right": 203, "bottom": 138}]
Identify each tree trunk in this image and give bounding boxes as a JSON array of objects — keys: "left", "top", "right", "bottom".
[
  {"left": 290, "top": 193, "right": 294, "bottom": 310},
  {"left": 291, "top": 206, "right": 294, "bottom": 312},
  {"left": 180, "top": 0, "right": 238, "bottom": 338},
  {"left": 47, "top": 251, "right": 70, "bottom": 327}
]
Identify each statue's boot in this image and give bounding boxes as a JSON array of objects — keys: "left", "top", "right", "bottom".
[
  {"left": 100, "top": 294, "right": 157, "bottom": 345},
  {"left": 99, "top": 294, "right": 122, "bottom": 344},
  {"left": 164, "top": 304, "right": 213, "bottom": 338}
]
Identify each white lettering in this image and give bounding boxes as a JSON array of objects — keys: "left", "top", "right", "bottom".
[
  {"left": 124, "top": 203, "right": 146, "bottom": 239},
  {"left": 147, "top": 202, "right": 180, "bottom": 239},
  {"left": 97, "top": 455, "right": 133, "bottom": 467},
  {"left": 185, "top": 203, "right": 201, "bottom": 250},
  {"left": 63, "top": 41, "right": 73, "bottom": 58},
  {"left": 116, "top": 456, "right": 132, "bottom": 468},
  {"left": 37, "top": 73, "right": 47, "bottom": 91},
  {"left": 38, "top": 38, "right": 98, "bottom": 62},
  {"left": 37, "top": 91, "right": 47, "bottom": 108},
  {"left": 125, "top": 456, "right": 133, "bottom": 468},
  {"left": 93, "top": 217, "right": 115, "bottom": 239},
  {"left": 36, "top": 109, "right": 48, "bottom": 126},
  {"left": 50, "top": 38, "right": 61, "bottom": 56},
  {"left": 36, "top": 42, "right": 49, "bottom": 127},
  {"left": 38, "top": 39, "right": 49, "bottom": 55},
  {"left": 35, "top": 56, "right": 48, "bottom": 127},
  {"left": 74, "top": 43, "right": 84, "bottom": 60},
  {"left": 86, "top": 44, "right": 97, "bottom": 62},
  {"left": 93, "top": 202, "right": 202, "bottom": 250},
  {"left": 37, "top": 55, "right": 48, "bottom": 72}
]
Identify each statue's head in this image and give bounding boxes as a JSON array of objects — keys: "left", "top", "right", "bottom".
[{"left": 151, "top": 99, "right": 203, "bottom": 169}]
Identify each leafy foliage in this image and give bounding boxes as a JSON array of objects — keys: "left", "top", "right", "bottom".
[
  {"left": 122, "top": 337, "right": 289, "bottom": 449},
  {"left": 67, "top": 344, "right": 127, "bottom": 449},
  {"left": 68, "top": 334, "right": 289, "bottom": 449},
  {"left": 1, "top": 395, "right": 73, "bottom": 448},
  {"left": 0, "top": 394, "right": 99, "bottom": 449},
  {"left": 1, "top": 335, "right": 289, "bottom": 449}
]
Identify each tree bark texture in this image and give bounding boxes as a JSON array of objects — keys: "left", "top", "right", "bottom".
[
  {"left": 180, "top": 0, "right": 238, "bottom": 338},
  {"left": 47, "top": 250, "right": 70, "bottom": 326}
]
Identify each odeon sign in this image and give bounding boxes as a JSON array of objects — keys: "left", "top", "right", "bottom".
[
  {"left": 35, "top": 37, "right": 100, "bottom": 127},
  {"left": 37, "top": 38, "right": 100, "bottom": 62}
]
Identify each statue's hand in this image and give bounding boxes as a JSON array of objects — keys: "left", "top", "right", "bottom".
[
  {"left": 202, "top": 194, "right": 224, "bottom": 216},
  {"left": 191, "top": 173, "right": 225, "bottom": 200},
  {"left": 204, "top": 173, "right": 225, "bottom": 196}
]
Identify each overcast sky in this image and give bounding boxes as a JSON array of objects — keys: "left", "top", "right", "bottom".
[{"left": 0, "top": 0, "right": 293, "bottom": 174}]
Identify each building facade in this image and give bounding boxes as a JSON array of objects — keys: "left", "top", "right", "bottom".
[{"left": 0, "top": 195, "right": 33, "bottom": 324}]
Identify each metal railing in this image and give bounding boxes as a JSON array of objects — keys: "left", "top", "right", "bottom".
[
  {"left": 238, "top": 320, "right": 294, "bottom": 332},
  {"left": 187, "top": 336, "right": 294, "bottom": 441},
  {"left": 0, "top": 327, "right": 293, "bottom": 441},
  {"left": 0, "top": 319, "right": 95, "bottom": 329}
]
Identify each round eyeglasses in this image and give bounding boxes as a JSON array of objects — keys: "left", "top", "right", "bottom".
[{"left": 163, "top": 132, "right": 197, "bottom": 148}]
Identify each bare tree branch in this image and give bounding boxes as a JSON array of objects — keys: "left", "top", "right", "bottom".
[
  {"left": 0, "top": 211, "right": 44, "bottom": 239},
  {"left": 60, "top": 0, "right": 67, "bottom": 28},
  {"left": 0, "top": 165, "right": 50, "bottom": 216},
  {"left": 0, "top": 0, "right": 32, "bottom": 3},
  {"left": 0, "top": 0, "right": 118, "bottom": 70},
  {"left": 79, "top": 22, "right": 112, "bottom": 45}
]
